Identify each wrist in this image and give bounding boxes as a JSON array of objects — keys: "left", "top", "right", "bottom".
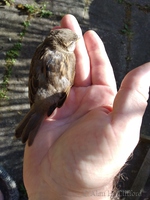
[{"left": 28, "top": 182, "right": 114, "bottom": 200}]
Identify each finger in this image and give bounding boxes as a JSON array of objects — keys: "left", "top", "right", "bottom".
[
  {"left": 61, "top": 14, "right": 91, "bottom": 86},
  {"left": 84, "top": 30, "right": 117, "bottom": 94},
  {"left": 112, "top": 63, "right": 150, "bottom": 153}
]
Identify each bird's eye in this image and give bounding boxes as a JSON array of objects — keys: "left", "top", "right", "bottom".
[
  {"left": 67, "top": 42, "right": 76, "bottom": 52},
  {"left": 69, "top": 41, "right": 74, "bottom": 46}
]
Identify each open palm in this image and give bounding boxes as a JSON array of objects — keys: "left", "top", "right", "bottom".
[{"left": 23, "top": 15, "right": 150, "bottom": 200}]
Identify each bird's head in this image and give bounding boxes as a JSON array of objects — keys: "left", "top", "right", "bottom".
[{"left": 45, "top": 28, "right": 79, "bottom": 52}]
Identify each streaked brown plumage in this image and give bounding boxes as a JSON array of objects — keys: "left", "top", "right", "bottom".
[{"left": 15, "top": 28, "right": 78, "bottom": 146}]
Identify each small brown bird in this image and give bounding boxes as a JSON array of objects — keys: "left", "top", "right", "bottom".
[{"left": 15, "top": 28, "right": 78, "bottom": 146}]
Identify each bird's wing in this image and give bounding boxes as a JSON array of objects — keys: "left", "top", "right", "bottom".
[{"left": 28, "top": 46, "right": 72, "bottom": 107}]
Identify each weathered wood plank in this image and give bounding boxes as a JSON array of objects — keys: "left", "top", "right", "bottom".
[{"left": 126, "top": 148, "right": 150, "bottom": 200}]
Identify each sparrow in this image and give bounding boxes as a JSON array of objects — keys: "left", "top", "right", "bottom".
[{"left": 15, "top": 28, "right": 79, "bottom": 146}]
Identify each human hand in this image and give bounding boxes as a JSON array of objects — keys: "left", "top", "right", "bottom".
[{"left": 23, "top": 14, "right": 150, "bottom": 200}]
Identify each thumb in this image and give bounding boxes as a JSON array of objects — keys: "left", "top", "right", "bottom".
[{"left": 111, "top": 62, "right": 150, "bottom": 157}]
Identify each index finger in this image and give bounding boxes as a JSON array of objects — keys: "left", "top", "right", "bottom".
[{"left": 84, "top": 30, "right": 117, "bottom": 94}]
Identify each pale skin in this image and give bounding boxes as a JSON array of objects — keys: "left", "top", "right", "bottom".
[{"left": 23, "top": 14, "right": 150, "bottom": 200}]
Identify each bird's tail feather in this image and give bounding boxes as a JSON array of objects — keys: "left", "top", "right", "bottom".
[
  {"left": 22, "top": 113, "right": 44, "bottom": 146},
  {"left": 15, "top": 109, "right": 35, "bottom": 138},
  {"left": 15, "top": 108, "right": 45, "bottom": 146}
]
